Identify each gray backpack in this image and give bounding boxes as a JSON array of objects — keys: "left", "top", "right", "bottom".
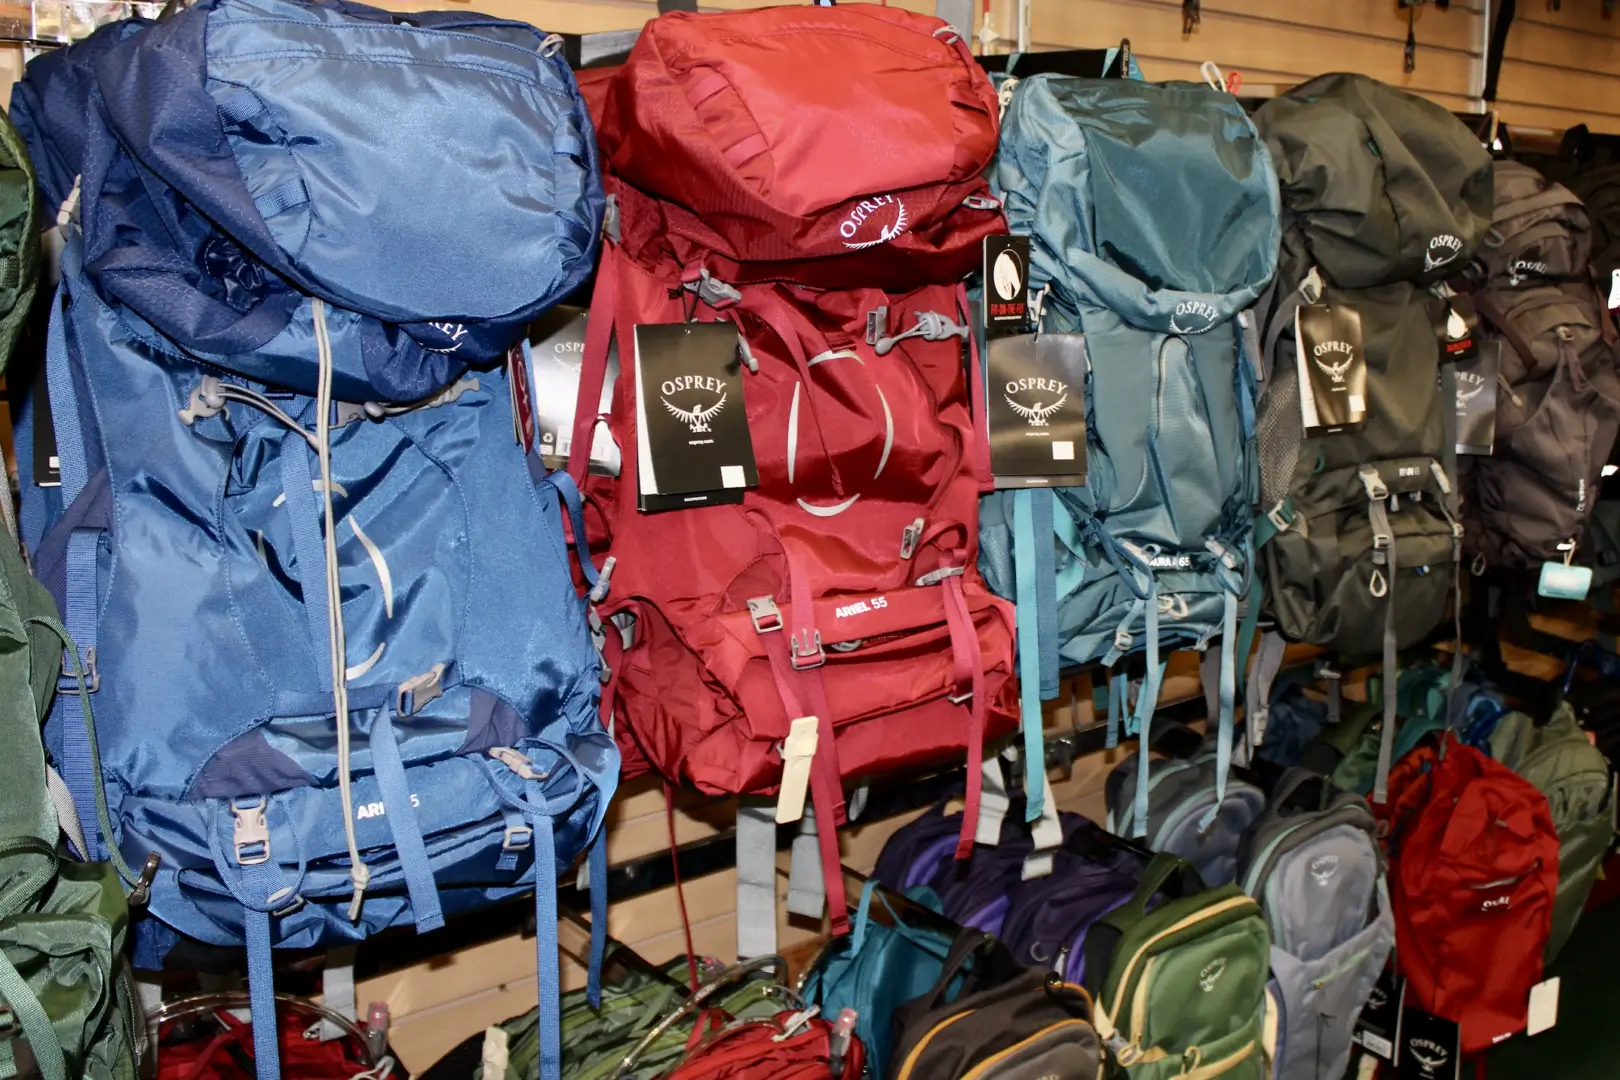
[
  {"left": 1463, "top": 160, "right": 1620, "bottom": 570},
  {"left": 1105, "top": 748, "right": 1266, "bottom": 886},
  {"left": 1488, "top": 702, "right": 1614, "bottom": 963},
  {"left": 1245, "top": 74, "right": 1494, "bottom": 801},
  {"left": 1238, "top": 770, "right": 1393, "bottom": 1080}
]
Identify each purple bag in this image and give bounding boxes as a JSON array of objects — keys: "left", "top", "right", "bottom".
[{"left": 998, "top": 824, "right": 1148, "bottom": 985}]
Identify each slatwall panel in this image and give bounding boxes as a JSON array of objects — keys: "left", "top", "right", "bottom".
[{"left": 1497, "top": 7, "right": 1620, "bottom": 134}]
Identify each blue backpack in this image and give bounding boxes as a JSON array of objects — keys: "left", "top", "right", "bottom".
[
  {"left": 13, "top": 6, "right": 614, "bottom": 1079},
  {"left": 980, "top": 75, "right": 1279, "bottom": 834}
]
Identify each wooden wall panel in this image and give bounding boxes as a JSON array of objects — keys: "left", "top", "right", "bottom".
[{"left": 1497, "top": 7, "right": 1620, "bottom": 134}]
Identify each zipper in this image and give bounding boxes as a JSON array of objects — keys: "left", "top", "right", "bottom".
[
  {"left": 1152, "top": 785, "right": 1217, "bottom": 849},
  {"left": 959, "top": 1019, "right": 1098, "bottom": 1080},
  {"left": 1311, "top": 948, "right": 1372, "bottom": 991},
  {"left": 1100, "top": 895, "right": 1257, "bottom": 1055},
  {"left": 893, "top": 1010, "right": 973, "bottom": 1079}
]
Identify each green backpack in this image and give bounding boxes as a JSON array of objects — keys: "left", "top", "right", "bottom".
[
  {"left": 1085, "top": 854, "right": 1269, "bottom": 1080},
  {"left": 1489, "top": 703, "right": 1614, "bottom": 964}
]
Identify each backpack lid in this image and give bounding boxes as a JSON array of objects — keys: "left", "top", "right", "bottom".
[
  {"left": 597, "top": 5, "right": 1003, "bottom": 289},
  {"left": 1257, "top": 73, "right": 1494, "bottom": 289},
  {"left": 91, "top": 0, "right": 603, "bottom": 365},
  {"left": 996, "top": 75, "right": 1280, "bottom": 334}
]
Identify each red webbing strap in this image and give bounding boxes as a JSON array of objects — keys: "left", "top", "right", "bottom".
[
  {"left": 568, "top": 247, "right": 619, "bottom": 489},
  {"left": 940, "top": 573, "right": 986, "bottom": 859},
  {"left": 664, "top": 782, "right": 701, "bottom": 990},
  {"left": 958, "top": 283, "right": 994, "bottom": 490}
]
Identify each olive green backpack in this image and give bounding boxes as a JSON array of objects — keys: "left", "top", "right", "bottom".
[
  {"left": 1489, "top": 703, "right": 1614, "bottom": 964},
  {"left": 1084, "top": 854, "right": 1270, "bottom": 1080},
  {"left": 0, "top": 105, "right": 140, "bottom": 1080}
]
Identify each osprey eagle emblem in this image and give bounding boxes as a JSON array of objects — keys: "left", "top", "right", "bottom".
[
  {"left": 1006, "top": 392, "right": 1068, "bottom": 427},
  {"left": 663, "top": 391, "right": 727, "bottom": 433}
]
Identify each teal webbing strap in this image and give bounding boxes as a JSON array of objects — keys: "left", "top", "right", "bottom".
[
  {"left": 1012, "top": 490, "right": 1047, "bottom": 821},
  {"left": 1129, "top": 580, "right": 1165, "bottom": 840},
  {"left": 1107, "top": 669, "right": 1126, "bottom": 749},
  {"left": 1199, "top": 591, "right": 1239, "bottom": 832},
  {"left": 1032, "top": 490, "right": 1059, "bottom": 699}
]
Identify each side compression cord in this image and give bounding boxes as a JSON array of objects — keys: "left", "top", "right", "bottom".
[{"left": 311, "top": 300, "right": 371, "bottom": 918}]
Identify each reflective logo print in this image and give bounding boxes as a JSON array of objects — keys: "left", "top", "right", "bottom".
[{"left": 787, "top": 350, "right": 893, "bottom": 518}]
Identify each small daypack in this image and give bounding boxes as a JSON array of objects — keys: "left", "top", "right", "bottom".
[
  {"left": 888, "top": 932, "right": 1101, "bottom": 1080},
  {"left": 1375, "top": 737, "right": 1559, "bottom": 1054},
  {"left": 572, "top": 5, "right": 1016, "bottom": 943},
  {"left": 1488, "top": 702, "right": 1614, "bottom": 963},
  {"left": 1249, "top": 74, "right": 1494, "bottom": 802},
  {"left": 996, "top": 823, "right": 1148, "bottom": 986},
  {"left": 800, "top": 882, "right": 958, "bottom": 1080},
  {"left": 1085, "top": 854, "right": 1269, "bottom": 1080},
  {"left": 1462, "top": 160, "right": 1620, "bottom": 570},
  {"left": 1236, "top": 770, "right": 1393, "bottom": 1080},
  {"left": 1105, "top": 748, "right": 1267, "bottom": 887},
  {"left": 981, "top": 74, "right": 1279, "bottom": 843}
]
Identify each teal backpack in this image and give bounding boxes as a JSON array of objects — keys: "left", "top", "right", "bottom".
[{"left": 979, "top": 75, "right": 1280, "bottom": 834}]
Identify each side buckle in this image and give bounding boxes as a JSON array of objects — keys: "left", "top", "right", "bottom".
[
  {"left": 915, "top": 566, "right": 965, "bottom": 587},
  {"left": 1358, "top": 466, "right": 1389, "bottom": 503},
  {"left": 59, "top": 645, "right": 98, "bottom": 694},
  {"left": 899, "top": 518, "right": 926, "bottom": 561},
  {"left": 1264, "top": 502, "right": 1293, "bottom": 535},
  {"left": 747, "top": 596, "right": 783, "bottom": 634},
  {"left": 397, "top": 663, "right": 446, "bottom": 716},
  {"left": 232, "top": 798, "right": 271, "bottom": 867},
  {"left": 790, "top": 629, "right": 825, "bottom": 671}
]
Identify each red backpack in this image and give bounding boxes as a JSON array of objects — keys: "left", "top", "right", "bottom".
[
  {"left": 1374, "top": 736, "right": 1559, "bottom": 1054},
  {"left": 567, "top": 5, "right": 1015, "bottom": 936}
]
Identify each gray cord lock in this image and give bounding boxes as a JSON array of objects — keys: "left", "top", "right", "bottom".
[{"left": 874, "top": 312, "right": 969, "bottom": 357}]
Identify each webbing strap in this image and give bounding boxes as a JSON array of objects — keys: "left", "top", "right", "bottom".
[
  {"left": 960, "top": 283, "right": 993, "bottom": 489},
  {"left": 940, "top": 573, "right": 987, "bottom": 858},
  {"left": 1199, "top": 591, "right": 1239, "bottom": 831},
  {"left": 1106, "top": 669, "right": 1127, "bottom": 750},
  {"left": 1129, "top": 581, "right": 1165, "bottom": 840},
  {"left": 1032, "top": 490, "right": 1059, "bottom": 698},
  {"left": 242, "top": 874, "right": 282, "bottom": 1080},
  {"left": 253, "top": 178, "right": 309, "bottom": 220},
  {"left": 45, "top": 765, "right": 87, "bottom": 858},
  {"left": 567, "top": 248, "right": 617, "bottom": 488},
  {"left": 319, "top": 947, "right": 358, "bottom": 1042},
  {"left": 786, "top": 808, "right": 826, "bottom": 918},
  {"left": 0, "top": 951, "right": 66, "bottom": 1080},
  {"left": 279, "top": 432, "right": 335, "bottom": 694},
  {"left": 525, "top": 782, "right": 562, "bottom": 1080},
  {"left": 1367, "top": 486, "right": 1399, "bottom": 805},
  {"left": 587, "top": 825, "right": 608, "bottom": 1008},
  {"left": 369, "top": 707, "right": 445, "bottom": 932},
  {"left": 1012, "top": 490, "right": 1047, "bottom": 822},
  {"left": 975, "top": 754, "right": 1010, "bottom": 845},
  {"left": 1245, "top": 631, "right": 1288, "bottom": 751},
  {"left": 540, "top": 469, "right": 599, "bottom": 591},
  {"left": 734, "top": 801, "right": 778, "bottom": 958}
]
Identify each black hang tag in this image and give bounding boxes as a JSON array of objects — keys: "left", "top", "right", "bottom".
[
  {"left": 1353, "top": 968, "right": 1404, "bottom": 1062},
  {"left": 1398, "top": 1005, "right": 1461, "bottom": 1080},
  {"left": 1434, "top": 294, "right": 1480, "bottom": 361},
  {"left": 1455, "top": 339, "right": 1501, "bottom": 456},
  {"left": 524, "top": 306, "right": 622, "bottom": 477},
  {"left": 634, "top": 322, "right": 757, "bottom": 508},
  {"left": 985, "top": 332, "right": 1088, "bottom": 486},
  {"left": 31, "top": 374, "right": 60, "bottom": 488},
  {"left": 1296, "top": 302, "right": 1369, "bottom": 436},
  {"left": 983, "top": 235, "right": 1032, "bottom": 340}
]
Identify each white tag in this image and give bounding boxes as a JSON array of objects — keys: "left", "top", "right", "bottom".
[
  {"left": 1021, "top": 783, "right": 1064, "bottom": 880},
  {"left": 1294, "top": 308, "right": 1322, "bottom": 431},
  {"left": 1356, "top": 1052, "right": 1379, "bottom": 1080},
  {"left": 775, "top": 716, "right": 819, "bottom": 824},
  {"left": 721, "top": 464, "right": 746, "bottom": 488},
  {"left": 1527, "top": 977, "right": 1559, "bottom": 1036},
  {"left": 975, "top": 755, "right": 1011, "bottom": 846},
  {"left": 482, "top": 1026, "right": 511, "bottom": 1078},
  {"left": 1609, "top": 269, "right": 1620, "bottom": 310},
  {"left": 1348, "top": 394, "right": 1365, "bottom": 413},
  {"left": 1051, "top": 440, "right": 1075, "bottom": 460}
]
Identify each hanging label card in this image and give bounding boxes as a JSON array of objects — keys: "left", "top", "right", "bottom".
[
  {"left": 1352, "top": 968, "right": 1404, "bottom": 1062},
  {"left": 635, "top": 322, "right": 757, "bottom": 512},
  {"left": 985, "top": 332, "right": 1088, "bottom": 486},
  {"left": 31, "top": 375, "right": 60, "bottom": 488},
  {"left": 1397, "top": 1006, "right": 1460, "bottom": 1080},
  {"left": 1435, "top": 294, "right": 1480, "bottom": 361},
  {"left": 522, "top": 306, "right": 622, "bottom": 477},
  {"left": 1454, "top": 339, "right": 1500, "bottom": 455},
  {"left": 983, "top": 234, "right": 1032, "bottom": 339},
  {"left": 1296, "top": 302, "right": 1369, "bottom": 436}
]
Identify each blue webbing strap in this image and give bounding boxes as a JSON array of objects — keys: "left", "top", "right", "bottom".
[
  {"left": 278, "top": 431, "right": 333, "bottom": 693},
  {"left": 1107, "top": 669, "right": 1126, "bottom": 750},
  {"left": 527, "top": 779, "right": 562, "bottom": 1080},
  {"left": 242, "top": 873, "right": 282, "bottom": 1080},
  {"left": 1032, "top": 489, "right": 1059, "bottom": 699},
  {"left": 44, "top": 289, "right": 102, "bottom": 858},
  {"left": 369, "top": 706, "right": 445, "bottom": 933},
  {"left": 1130, "top": 580, "right": 1165, "bottom": 840},
  {"left": 587, "top": 825, "right": 608, "bottom": 1008},
  {"left": 1011, "top": 490, "right": 1046, "bottom": 821},
  {"left": 540, "top": 469, "right": 599, "bottom": 590}
]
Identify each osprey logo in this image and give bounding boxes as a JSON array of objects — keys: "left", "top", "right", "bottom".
[
  {"left": 1408, "top": 1038, "right": 1450, "bottom": 1074},
  {"left": 840, "top": 195, "right": 910, "bottom": 250},
  {"left": 1198, "top": 958, "right": 1227, "bottom": 992},
  {"left": 356, "top": 793, "right": 420, "bottom": 820},
  {"left": 1509, "top": 258, "right": 1548, "bottom": 285},
  {"left": 992, "top": 249, "right": 1025, "bottom": 303},
  {"left": 1578, "top": 477, "right": 1588, "bottom": 513},
  {"left": 1456, "top": 370, "right": 1487, "bottom": 407},
  {"left": 1169, "top": 299, "right": 1219, "bottom": 334},
  {"left": 1367, "top": 985, "right": 1388, "bottom": 1010},
  {"left": 1004, "top": 377, "right": 1069, "bottom": 427},
  {"left": 1313, "top": 340, "right": 1355, "bottom": 383},
  {"left": 425, "top": 321, "right": 469, "bottom": 353},
  {"left": 661, "top": 375, "right": 727, "bottom": 434},
  {"left": 1425, "top": 234, "right": 1463, "bottom": 272},
  {"left": 1481, "top": 894, "right": 1513, "bottom": 912},
  {"left": 1147, "top": 553, "right": 1193, "bottom": 570},
  {"left": 1310, "top": 854, "right": 1340, "bottom": 885},
  {"left": 789, "top": 350, "right": 893, "bottom": 517}
]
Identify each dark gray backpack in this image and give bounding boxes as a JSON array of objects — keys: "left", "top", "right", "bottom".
[
  {"left": 1238, "top": 770, "right": 1393, "bottom": 1080},
  {"left": 1105, "top": 748, "right": 1266, "bottom": 887},
  {"left": 1245, "top": 74, "right": 1494, "bottom": 801},
  {"left": 1462, "top": 160, "right": 1620, "bottom": 570}
]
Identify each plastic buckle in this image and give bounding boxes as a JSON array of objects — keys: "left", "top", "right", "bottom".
[
  {"left": 1429, "top": 460, "right": 1454, "bottom": 496},
  {"left": 232, "top": 798, "right": 271, "bottom": 867},
  {"left": 947, "top": 687, "right": 973, "bottom": 705},
  {"left": 1358, "top": 466, "right": 1389, "bottom": 503},
  {"left": 899, "top": 518, "right": 926, "bottom": 560},
  {"left": 266, "top": 886, "right": 305, "bottom": 919},
  {"left": 488, "top": 747, "right": 547, "bottom": 783},
  {"left": 914, "top": 566, "right": 965, "bottom": 587},
  {"left": 790, "top": 629, "right": 825, "bottom": 671},
  {"left": 865, "top": 307, "right": 888, "bottom": 347},
  {"left": 747, "top": 596, "right": 783, "bottom": 634},
  {"left": 1264, "top": 502, "right": 1293, "bottom": 535},
  {"left": 1114, "top": 628, "right": 1133, "bottom": 653},
  {"left": 682, "top": 269, "right": 741, "bottom": 310},
  {"left": 396, "top": 663, "right": 446, "bottom": 717},
  {"left": 502, "top": 823, "right": 533, "bottom": 852},
  {"left": 59, "top": 645, "right": 98, "bottom": 694}
]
